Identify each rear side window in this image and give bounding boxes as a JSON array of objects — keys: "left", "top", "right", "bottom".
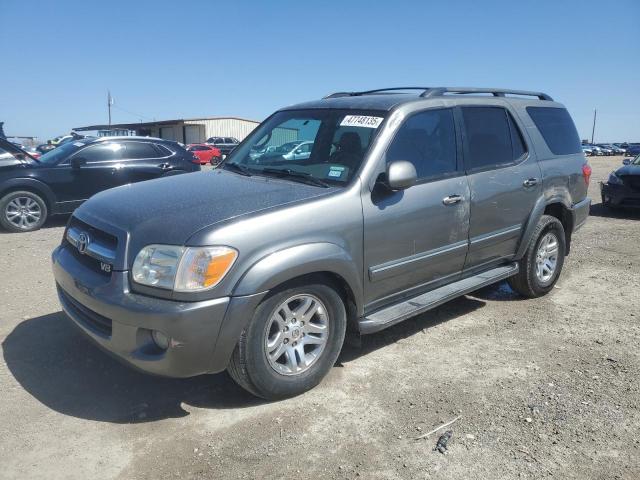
[
  {"left": 527, "top": 107, "right": 581, "bottom": 155},
  {"left": 124, "top": 142, "right": 161, "bottom": 159},
  {"left": 386, "top": 108, "right": 457, "bottom": 179},
  {"left": 461, "top": 107, "right": 527, "bottom": 171},
  {"left": 155, "top": 144, "right": 173, "bottom": 156}
]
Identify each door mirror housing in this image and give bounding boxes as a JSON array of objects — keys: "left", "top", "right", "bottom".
[
  {"left": 622, "top": 158, "right": 631, "bottom": 166},
  {"left": 385, "top": 160, "right": 417, "bottom": 190},
  {"left": 70, "top": 157, "right": 87, "bottom": 169}
]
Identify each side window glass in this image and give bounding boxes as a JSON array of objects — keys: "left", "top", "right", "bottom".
[
  {"left": 461, "top": 107, "right": 526, "bottom": 170},
  {"left": 214, "top": 139, "right": 224, "bottom": 145},
  {"left": 124, "top": 142, "right": 161, "bottom": 159},
  {"left": 154, "top": 144, "right": 172, "bottom": 156},
  {"left": 386, "top": 108, "right": 457, "bottom": 179},
  {"left": 77, "top": 143, "right": 124, "bottom": 163}
]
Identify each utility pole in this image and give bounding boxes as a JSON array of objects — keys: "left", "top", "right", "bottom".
[
  {"left": 107, "top": 91, "right": 114, "bottom": 127},
  {"left": 591, "top": 108, "right": 597, "bottom": 144}
]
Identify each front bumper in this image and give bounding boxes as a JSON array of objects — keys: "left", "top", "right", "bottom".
[
  {"left": 52, "top": 244, "right": 264, "bottom": 377},
  {"left": 600, "top": 182, "right": 640, "bottom": 208}
]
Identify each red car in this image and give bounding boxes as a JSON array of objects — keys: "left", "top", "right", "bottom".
[{"left": 187, "top": 144, "right": 223, "bottom": 165}]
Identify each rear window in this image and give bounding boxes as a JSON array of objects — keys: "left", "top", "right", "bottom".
[{"left": 527, "top": 107, "right": 581, "bottom": 155}]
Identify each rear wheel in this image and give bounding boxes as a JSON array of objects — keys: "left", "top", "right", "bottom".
[
  {"left": 0, "top": 190, "right": 48, "bottom": 233},
  {"left": 508, "top": 215, "right": 565, "bottom": 298},
  {"left": 228, "top": 281, "right": 346, "bottom": 400}
]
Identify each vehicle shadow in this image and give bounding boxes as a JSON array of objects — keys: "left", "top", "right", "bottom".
[
  {"left": 2, "top": 312, "right": 264, "bottom": 424},
  {"left": 589, "top": 202, "right": 640, "bottom": 220},
  {"left": 4, "top": 296, "right": 487, "bottom": 423}
]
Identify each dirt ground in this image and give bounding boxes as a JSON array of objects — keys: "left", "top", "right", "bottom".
[{"left": 0, "top": 156, "right": 638, "bottom": 480}]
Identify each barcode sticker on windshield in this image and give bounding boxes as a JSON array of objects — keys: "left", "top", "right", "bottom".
[{"left": 340, "top": 115, "right": 384, "bottom": 129}]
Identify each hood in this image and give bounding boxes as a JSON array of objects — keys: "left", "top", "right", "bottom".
[
  {"left": 74, "top": 169, "right": 338, "bottom": 254},
  {"left": 616, "top": 164, "right": 640, "bottom": 176}
]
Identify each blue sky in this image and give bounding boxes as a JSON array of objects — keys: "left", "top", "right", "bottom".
[{"left": 1, "top": 0, "right": 638, "bottom": 142}]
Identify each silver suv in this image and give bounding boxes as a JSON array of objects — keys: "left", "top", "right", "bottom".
[{"left": 52, "top": 87, "right": 592, "bottom": 399}]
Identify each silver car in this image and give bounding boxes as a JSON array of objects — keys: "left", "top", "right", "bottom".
[{"left": 52, "top": 87, "right": 591, "bottom": 399}]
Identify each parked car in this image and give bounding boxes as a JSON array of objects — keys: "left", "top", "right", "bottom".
[
  {"left": 205, "top": 136, "right": 239, "bottom": 156},
  {"left": 187, "top": 144, "right": 223, "bottom": 165},
  {"left": 0, "top": 136, "right": 200, "bottom": 232},
  {"left": 582, "top": 145, "right": 593, "bottom": 156},
  {"left": 609, "top": 144, "right": 627, "bottom": 155},
  {"left": 589, "top": 145, "right": 604, "bottom": 156},
  {"left": 600, "top": 155, "right": 640, "bottom": 208},
  {"left": 625, "top": 144, "right": 640, "bottom": 157},
  {"left": 52, "top": 87, "right": 590, "bottom": 400}
]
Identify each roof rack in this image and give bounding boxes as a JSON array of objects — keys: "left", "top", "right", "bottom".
[
  {"left": 323, "top": 87, "right": 553, "bottom": 101},
  {"left": 420, "top": 87, "right": 553, "bottom": 101},
  {"left": 323, "top": 87, "right": 432, "bottom": 99}
]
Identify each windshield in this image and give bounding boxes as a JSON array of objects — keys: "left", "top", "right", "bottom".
[
  {"left": 223, "top": 109, "right": 386, "bottom": 186},
  {"left": 38, "top": 141, "right": 87, "bottom": 164}
]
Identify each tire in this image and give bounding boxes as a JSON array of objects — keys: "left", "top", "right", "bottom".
[
  {"left": 0, "top": 190, "right": 48, "bottom": 233},
  {"left": 228, "top": 281, "right": 347, "bottom": 400},
  {"left": 508, "top": 215, "right": 565, "bottom": 298}
]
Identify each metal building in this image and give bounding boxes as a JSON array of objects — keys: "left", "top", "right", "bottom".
[{"left": 74, "top": 117, "right": 265, "bottom": 144}]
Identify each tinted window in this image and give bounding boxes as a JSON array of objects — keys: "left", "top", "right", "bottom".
[
  {"left": 77, "top": 143, "right": 124, "bottom": 163},
  {"left": 462, "top": 107, "right": 526, "bottom": 170},
  {"left": 214, "top": 139, "right": 224, "bottom": 144},
  {"left": 155, "top": 144, "right": 173, "bottom": 156},
  {"left": 386, "top": 108, "right": 457, "bottom": 179},
  {"left": 527, "top": 107, "right": 581, "bottom": 155},
  {"left": 188, "top": 145, "right": 206, "bottom": 151},
  {"left": 124, "top": 142, "right": 160, "bottom": 159},
  {"left": 224, "top": 138, "right": 235, "bottom": 143}
]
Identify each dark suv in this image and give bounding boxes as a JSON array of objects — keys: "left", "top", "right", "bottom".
[
  {"left": 52, "top": 87, "right": 591, "bottom": 400},
  {"left": 0, "top": 136, "right": 199, "bottom": 232},
  {"left": 205, "top": 136, "right": 239, "bottom": 156}
]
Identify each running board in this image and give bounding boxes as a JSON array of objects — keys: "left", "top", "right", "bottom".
[{"left": 358, "top": 263, "right": 519, "bottom": 334}]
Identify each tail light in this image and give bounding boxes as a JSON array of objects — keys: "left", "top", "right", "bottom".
[{"left": 582, "top": 163, "right": 592, "bottom": 185}]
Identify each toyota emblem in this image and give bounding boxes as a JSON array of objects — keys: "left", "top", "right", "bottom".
[{"left": 77, "top": 232, "right": 90, "bottom": 254}]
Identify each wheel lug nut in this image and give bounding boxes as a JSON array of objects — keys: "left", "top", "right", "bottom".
[
  {"left": 284, "top": 338, "right": 289, "bottom": 344},
  {"left": 292, "top": 342, "right": 297, "bottom": 346}
]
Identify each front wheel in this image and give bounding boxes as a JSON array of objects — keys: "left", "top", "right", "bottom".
[
  {"left": 228, "top": 281, "right": 346, "bottom": 400},
  {"left": 508, "top": 215, "right": 566, "bottom": 298},
  {"left": 0, "top": 190, "right": 48, "bottom": 233}
]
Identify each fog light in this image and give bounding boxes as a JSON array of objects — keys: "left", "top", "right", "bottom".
[{"left": 151, "top": 330, "right": 170, "bottom": 350}]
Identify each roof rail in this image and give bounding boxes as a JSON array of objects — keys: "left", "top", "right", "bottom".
[
  {"left": 323, "top": 87, "right": 433, "bottom": 99},
  {"left": 323, "top": 87, "right": 553, "bottom": 101},
  {"left": 420, "top": 87, "right": 553, "bottom": 101}
]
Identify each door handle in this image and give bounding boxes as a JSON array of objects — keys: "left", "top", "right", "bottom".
[
  {"left": 523, "top": 178, "right": 539, "bottom": 187},
  {"left": 159, "top": 163, "right": 171, "bottom": 170},
  {"left": 442, "top": 194, "right": 463, "bottom": 205}
]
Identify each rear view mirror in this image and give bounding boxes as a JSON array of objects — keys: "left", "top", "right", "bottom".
[
  {"left": 71, "top": 157, "right": 87, "bottom": 169},
  {"left": 622, "top": 158, "right": 631, "bottom": 166},
  {"left": 385, "top": 161, "right": 417, "bottom": 190}
]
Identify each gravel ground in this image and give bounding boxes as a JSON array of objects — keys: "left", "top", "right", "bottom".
[{"left": 0, "top": 156, "right": 638, "bottom": 480}]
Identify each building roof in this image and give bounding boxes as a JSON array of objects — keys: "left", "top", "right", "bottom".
[{"left": 74, "top": 116, "right": 260, "bottom": 132}]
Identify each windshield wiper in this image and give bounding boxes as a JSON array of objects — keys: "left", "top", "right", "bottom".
[
  {"left": 260, "top": 168, "right": 330, "bottom": 188},
  {"left": 222, "top": 162, "right": 252, "bottom": 176}
]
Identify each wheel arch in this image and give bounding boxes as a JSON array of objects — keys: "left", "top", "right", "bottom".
[
  {"left": 232, "top": 242, "right": 363, "bottom": 316},
  {"left": 515, "top": 196, "right": 574, "bottom": 259},
  {"left": 0, "top": 178, "right": 56, "bottom": 213}
]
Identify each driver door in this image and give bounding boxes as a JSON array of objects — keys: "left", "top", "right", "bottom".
[{"left": 362, "top": 108, "right": 470, "bottom": 310}]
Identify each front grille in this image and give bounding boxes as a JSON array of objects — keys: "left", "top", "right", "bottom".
[
  {"left": 64, "top": 217, "right": 118, "bottom": 277},
  {"left": 620, "top": 175, "right": 640, "bottom": 192},
  {"left": 58, "top": 286, "right": 113, "bottom": 338}
]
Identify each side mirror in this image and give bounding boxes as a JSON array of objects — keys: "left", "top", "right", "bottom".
[
  {"left": 622, "top": 158, "right": 631, "bottom": 166},
  {"left": 385, "top": 160, "right": 417, "bottom": 190},
  {"left": 71, "top": 157, "right": 87, "bottom": 169}
]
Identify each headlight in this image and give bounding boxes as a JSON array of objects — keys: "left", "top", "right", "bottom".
[
  {"left": 607, "top": 172, "right": 623, "bottom": 185},
  {"left": 132, "top": 245, "right": 237, "bottom": 292}
]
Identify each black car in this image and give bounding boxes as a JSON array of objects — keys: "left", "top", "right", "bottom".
[
  {"left": 0, "top": 137, "right": 200, "bottom": 232},
  {"left": 205, "top": 136, "right": 239, "bottom": 156},
  {"left": 600, "top": 155, "right": 640, "bottom": 209}
]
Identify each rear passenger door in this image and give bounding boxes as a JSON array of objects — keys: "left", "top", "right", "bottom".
[
  {"left": 459, "top": 105, "right": 542, "bottom": 272},
  {"left": 363, "top": 108, "right": 470, "bottom": 310},
  {"left": 114, "top": 141, "right": 172, "bottom": 185}
]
